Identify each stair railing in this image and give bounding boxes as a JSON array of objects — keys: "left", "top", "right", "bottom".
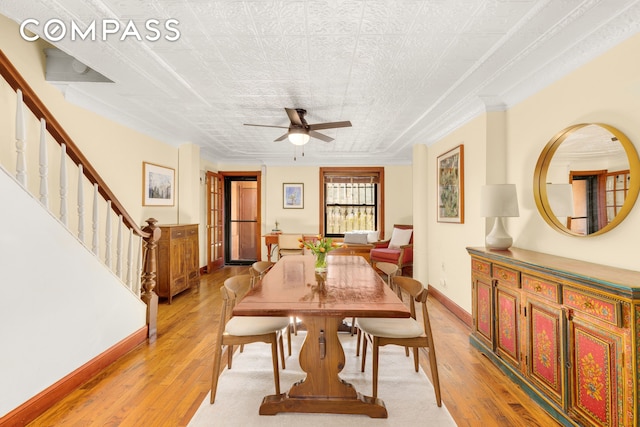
[{"left": 0, "top": 49, "right": 159, "bottom": 340}]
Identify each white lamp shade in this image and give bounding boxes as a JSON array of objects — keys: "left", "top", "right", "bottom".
[
  {"left": 547, "top": 183, "right": 574, "bottom": 217},
  {"left": 288, "top": 129, "right": 310, "bottom": 145},
  {"left": 480, "top": 184, "right": 519, "bottom": 217}
]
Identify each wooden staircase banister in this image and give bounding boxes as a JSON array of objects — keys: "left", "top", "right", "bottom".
[{"left": 0, "top": 49, "right": 148, "bottom": 239}]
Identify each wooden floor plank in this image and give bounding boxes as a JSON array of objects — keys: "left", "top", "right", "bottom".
[{"left": 27, "top": 266, "right": 559, "bottom": 427}]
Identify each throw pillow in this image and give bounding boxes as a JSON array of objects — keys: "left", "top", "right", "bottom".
[
  {"left": 344, "top": 232, "right": 369, "bottom": 245},
  {"left": 388, "top": 228, "right": 412, "bottom": 249},
  {"left": 367, "top": 230, "right": 380, "bottom": 243}
]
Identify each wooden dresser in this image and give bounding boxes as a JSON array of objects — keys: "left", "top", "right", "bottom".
[
  {"left": 467, "top": 247, "right": 640, "bottom": 427},
  {"left": 157, "top": 224, "right": 200, "bottom": 303}
]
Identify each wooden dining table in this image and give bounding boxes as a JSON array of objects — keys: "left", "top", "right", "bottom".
[{"left": 232, "top": 254, "right": 410, "bottom": 418}]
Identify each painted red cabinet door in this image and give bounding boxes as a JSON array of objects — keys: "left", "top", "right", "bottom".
[
  {"left": 567, "top": 317, "right": 622, "bottom": 427},
  {"left": 526, "top": 299, "right": 564, "bottom": 405},
  {"left": 495, "top": 285, "right": 520, "bottom": 368},
  {"left": 473, "top": 274, "right": 493, "bottom": 348}
]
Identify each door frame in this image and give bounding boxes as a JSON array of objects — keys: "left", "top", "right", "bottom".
[{"left": 220, "top": 171, "right": 262, "bottom": 263}]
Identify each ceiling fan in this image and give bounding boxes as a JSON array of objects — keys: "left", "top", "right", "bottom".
[{"left": 244, "top": 108, "right": 352, "bottom": 145}]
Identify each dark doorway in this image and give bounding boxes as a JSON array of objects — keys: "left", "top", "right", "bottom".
[{"left": 224, "top": 174, "right": 260, "bottom": 265}]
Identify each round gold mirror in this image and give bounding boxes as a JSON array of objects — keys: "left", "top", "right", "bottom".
[{"left": 534, "top": 123, "right": 640, "bottom": 236}]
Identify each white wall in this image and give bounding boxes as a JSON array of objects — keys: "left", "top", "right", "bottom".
[{"left": 0, "top": 168, "right": 146, "bottom": 417}]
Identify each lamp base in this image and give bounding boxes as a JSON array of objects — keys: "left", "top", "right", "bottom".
[{"left": 485, "top": 217, "right": 513, "bottom": 250}]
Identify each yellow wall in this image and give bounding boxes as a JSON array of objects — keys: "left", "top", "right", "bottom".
[
  {"left": 425, "top": 33, "right": 640, "bottom": 313},
  {"left": 0, "top": 15, "right": 184, "bottom": 228}
]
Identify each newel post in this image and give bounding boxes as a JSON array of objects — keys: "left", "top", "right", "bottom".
[{"left": 141, "top": 218, "right": 161, "bottom": 342}]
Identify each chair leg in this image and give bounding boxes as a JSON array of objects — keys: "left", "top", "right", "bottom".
[
  {"left": 360, "top": 334, "right": 368, "bottom": 372},
  {"left": 350, "top": 317, "right": 356, "bottom": 335},
  {"left": 372, "top": 338, "right": 380, "bottom": 398},
  {"left": 210, "top": 342, "right": 223, "bottom": 404},
  {"left": 227, "top": 345, "right": 233, "bottom": 369},
  {"left": 424, "top": 307, "right": 442, "bottom": 407},
  {"left": 270, "top": 338, "right": 281, "bottom": 395},
  {"left": 413, "top": 347, "right": 419, "bottom": 372},
  {"left": 356, "top": 327, "right": 362, "bottom": 356},
  {"left": 286, "top": 324, "right": 292, "bottom": 356},
  {"left": 278, "top": 332, "right": 286, "bottom": 370}
]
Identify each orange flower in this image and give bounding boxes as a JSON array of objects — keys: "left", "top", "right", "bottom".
[
  {"left": 319, "top": 247, "right": 326, "bottom": 253},
  {"left": 316, "top": 234, "right": 322, "bottom": 240},
  {"left": 299, "top": 243, "right": 304, "bottom": 248}
]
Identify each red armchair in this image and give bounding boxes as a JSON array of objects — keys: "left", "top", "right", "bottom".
[{"left": 369, "top": 224, "right": 413, "bottom": 276}]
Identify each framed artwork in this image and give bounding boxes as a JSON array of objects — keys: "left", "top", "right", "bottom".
[
  {"left": 283, "top": 183, "right": 304, "bottom": 209},
  {"left": 142, "top": 162, "right": 175, "bottom": 206},
  {"left": 437, "top": 144, "right": 464, "bottom": 223}
]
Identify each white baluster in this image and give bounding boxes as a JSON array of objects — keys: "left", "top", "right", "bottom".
[
  {"left": 135, "top": 236, "right": 142, "bottom": 296},
  {"left": 77, "top": 164, "right": 85, "bottom": 241},
  {"left": 105, "top": 200, "right": 112, "bottom": 268},
  {"left": 126, "top": 228, "right": 134, "bottom": 289},
  {"left": 39, "top": 119, "right": 48, "bottom": 207},
  {"left": 92, "top": 184, "right": 99, "bottom": 255},
  {"left": 15, "top": 89, "right": 26, "bottom": 187},
  {"left": 60, "top": 144, "right": 68, "bottom": 226},
  {"left": 116, "top": 215, "right": 123, "bottom": 278}
]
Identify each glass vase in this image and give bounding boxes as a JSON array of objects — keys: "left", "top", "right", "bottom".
[{"left": 314, "top": 252, "right": 327, "bottom": 273}]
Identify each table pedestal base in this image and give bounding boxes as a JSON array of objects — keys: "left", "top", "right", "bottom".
[
  {"left": 257, "top": 316, "right": 388, "bottom": 418},
  {"left": 259, "top": 392, "right": 387, "bottom": 418}
]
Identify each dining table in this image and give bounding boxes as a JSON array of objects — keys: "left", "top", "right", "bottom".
[{"left": 232, "top": 254, "right": 410, "bottom": 418}]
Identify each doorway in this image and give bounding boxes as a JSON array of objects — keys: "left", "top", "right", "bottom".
[{"left": 223, "top": 173, "right": 261, "bottom": 265}]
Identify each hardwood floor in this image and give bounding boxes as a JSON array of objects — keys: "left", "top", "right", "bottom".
[{"left": 28, "top": 266, "right": 559, "bottom": 427}]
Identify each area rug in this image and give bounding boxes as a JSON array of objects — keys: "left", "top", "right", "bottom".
[{"left": 188, "top": 332, "right": 457, "bottom": 426}]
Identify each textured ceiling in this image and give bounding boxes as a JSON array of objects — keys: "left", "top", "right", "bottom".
[{"left": 2, "top": 1, "right": 640, "bottom": 165}]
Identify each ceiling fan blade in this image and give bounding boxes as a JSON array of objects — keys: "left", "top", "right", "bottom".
[
  {"left": 308, "top": 121, "right": 352, "bottom": 131},
  {"left": 244, "top": 123, "right": 289, "bottom": 129},
  {"left": 274, "top": 133, "right": 289, "bottom": 142},
  {"left": 285, "top": 108, "right": 303, "bottom": 126},
  {"left": 309, "top": 131, "right": 334, "bottom": 142}
]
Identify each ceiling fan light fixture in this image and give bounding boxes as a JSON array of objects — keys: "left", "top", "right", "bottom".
[{"left": 288, "top": 128, "right": 310, "bottom": 145}]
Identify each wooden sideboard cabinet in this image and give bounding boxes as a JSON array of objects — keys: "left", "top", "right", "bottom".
[
  {"left": 467, "top": 247, "right": 640, "bottom": 427},
  {"left": 157, "top": 224, "right": 200, "bottom": 303}
]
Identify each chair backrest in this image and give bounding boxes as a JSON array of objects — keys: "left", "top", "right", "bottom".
[
  {"left": 220, "top": 275, "right": 252, "bottom": 324},
  {"left": 375, "top": 261, "right": 399, "bottom": 288},
  {"left": 250, "top": 261, "right": 273, "bottom": 286},
  {"left": 278, "top": 234, "right": 303, "bottom": 249},
  {"left": 393, "top": 276, "right": 429, "bottom": 331}
]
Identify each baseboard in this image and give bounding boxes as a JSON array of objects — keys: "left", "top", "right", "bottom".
[
  {"left": 0, "top": 326, "right": 148, "bottom": 427},
  {"left": 427, "top": 285, "right": 472, "bottom": 327}
]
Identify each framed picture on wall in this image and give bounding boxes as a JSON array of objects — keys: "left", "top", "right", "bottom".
[
  {"left": 437, "top": 144, "right": 464, "bottom": 223},
  {"left": 283, "top": 183, "right": 304, "bottom": 209},
  {"left": 142, "top": 162, "right": 175, "bottom": 206}
]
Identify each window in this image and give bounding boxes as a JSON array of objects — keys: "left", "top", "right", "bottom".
[{"left": 319, "top": 167, "right": 384, "bottom": 238}]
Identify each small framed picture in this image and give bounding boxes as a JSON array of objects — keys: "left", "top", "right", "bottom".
[
  {"left": 283, "top": 183, "right": 304, "bottom": 209},
  {"left": 437, "top": 144, "right": 464, "bottom": 223},
  {"left": 142, "top": 162, "right": 175, "bottom": 206}
]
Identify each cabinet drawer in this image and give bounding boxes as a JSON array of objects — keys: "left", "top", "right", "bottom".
[
  {"left": 472, "top": 259, "right": 491, "bottom": 276},
  {"left": 171, "top": 228, "right": 186, "bottom": 238},
  {"left": 522, "top": 274, "right": 560, "bottom": 303},
  {"left": 187, "top": 226, "right": 198, "bottom": 236},
  {"left": 493, "top": 265, "right": 519, "bottom": 287},
  {"left": 563, "top": 288, "right": 621, "bottom": 326}
]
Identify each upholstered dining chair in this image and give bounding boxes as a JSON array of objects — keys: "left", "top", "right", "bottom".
[
  {"left": 250, "top": 260, "right": 299, "bottom": 339},
  {"left": 210, "top": 274, "right": 291, "bottom": 404},
  {"left": 277, "top": 234, "right": 304, "bottom": 258},
  {"left": 356, "top": 276, "right": 441, "bottom": 407},
  {"left": 249, "top": 261, "right": 273, "bottom": 287},
  {"left": 369, "top": 224, "right": 413, "bottom": 276},
  {"left": 353, "top": 262, "right": 400, "bottom": 350}
]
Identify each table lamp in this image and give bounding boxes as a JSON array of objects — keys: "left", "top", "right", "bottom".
[{"left": 480, "top": 184, "right": 519, "bottom": 250}]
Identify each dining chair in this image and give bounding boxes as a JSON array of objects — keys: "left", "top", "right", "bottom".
[
  {"left": 356, "top": 276, "right": 441, "bottom": 406},
  {"left": 353, "top": 262, "right": 399, "bottom": 353},
  {"left": 249, "top": 261, "right": 273, "bottom": 287},
  {"left": 210, "top": 274, "right": 290, "bottom": 404},
  {"left": 277, "top": 233, "right": 304, "bottom": 258}
]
